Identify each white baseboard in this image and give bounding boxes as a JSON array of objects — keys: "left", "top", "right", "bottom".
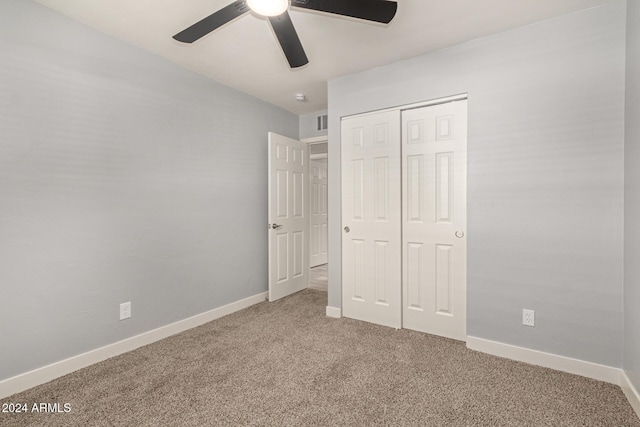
[
  {"left": 0, "top": 291, "right": 268, "bottom": 400},
  {"left": 466, "top": 336, "right": 621, "bottom": 384},
  {"left": 326, "top": 306, "right": 341, "bottom": 318},
  {"left": 621, "top": 371, "right": 640, "bottom": 419}
]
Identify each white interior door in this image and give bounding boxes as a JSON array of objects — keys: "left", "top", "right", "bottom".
[
  {"left": 402, "top": 100, "right": 467, "bottom": 340},
  {"left": 310, "top": 159, "right": 328, "bottom": 267},
  {"left": 268, "top": 132, "right": 309, "bottom": 301},
  {"left": 341, "top": 111, "right": 402, "bottom": 329}
]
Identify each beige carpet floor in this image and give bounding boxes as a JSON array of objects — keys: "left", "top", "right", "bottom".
[{"left": 1, "top": 289, "right": 638, "bottom": 426}]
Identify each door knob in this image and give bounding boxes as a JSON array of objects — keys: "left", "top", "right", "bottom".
[
  {"left": 455, "top": 231, "right": 464, "bottom": 238},
  {"left": 344, "top": 226, "right": 350, "bottom": 233},
  {"left": 272, "top": 224, "right": 283, "bottom": 230}
]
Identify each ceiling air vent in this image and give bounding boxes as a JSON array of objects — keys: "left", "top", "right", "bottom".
[{"left": 317, "top": 114, "right": 328, "bottom": 131}]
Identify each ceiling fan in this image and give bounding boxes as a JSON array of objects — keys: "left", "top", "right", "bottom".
[{"left": 173, "top": 0, "right": 398, "bottom": 69}]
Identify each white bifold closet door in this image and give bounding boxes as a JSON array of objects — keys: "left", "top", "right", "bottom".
[
  {"left": 341, "top": 100, "right": 467, "bottom": 341},
  {"left": 341, "top": 110, "right": 402, "bottom": 329}
]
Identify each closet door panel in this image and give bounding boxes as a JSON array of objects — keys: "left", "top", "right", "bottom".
[
  {"left": 402, "top": 101, "right": 467, "bottom": 341},
  {"left": 341, "top": 111, "right": 401, "bottom": 328}
]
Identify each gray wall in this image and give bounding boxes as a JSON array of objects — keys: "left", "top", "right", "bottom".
[
  {"left": 300, "top": 109, "right": 328, "bottom": 140},
  {"left": 625, "top": 0, "right": 640, "bottom": 392},
  {"left": 328, "top": 1, "right": 626, "bottom": 367},
  {"left": 0, "top": 0, "right": 298, "bottom": 381}
]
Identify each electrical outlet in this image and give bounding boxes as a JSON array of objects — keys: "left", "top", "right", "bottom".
[
  {"left": 120, "top": 302, "right": 131, "bottom": 320},
  {"left": 523, "top": 309, "right": 535, "bottom": 327}
]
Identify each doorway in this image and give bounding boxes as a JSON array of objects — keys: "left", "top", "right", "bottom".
[{"left": 305, "top": 137, "right": 328, "bottom": 292}]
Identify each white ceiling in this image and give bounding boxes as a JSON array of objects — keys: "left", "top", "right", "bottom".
[{"left": 34, "top": 0, "right": 611, "bottom": 114}]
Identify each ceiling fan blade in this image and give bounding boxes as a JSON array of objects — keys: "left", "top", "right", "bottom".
[
  {"left": 173, "top": 0, "right": 250, "bottom": 43},
  {"left": 268, "top": 12, "right": 309, "bottom": 69},
  {"left": 290, "top": 0, "right": 397, "bottom": 24}
]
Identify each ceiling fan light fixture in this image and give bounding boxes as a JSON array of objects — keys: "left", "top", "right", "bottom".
[{"left": 246, "top": 0, "right": 289, "bottom": 17}]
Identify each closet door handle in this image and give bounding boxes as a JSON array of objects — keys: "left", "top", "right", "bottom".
[
  {"left": 344, "top": 226, "right": 350, "bottom": 233},
  {"left": 455, "top": 231, "right": 464, "bottom": 238}
]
